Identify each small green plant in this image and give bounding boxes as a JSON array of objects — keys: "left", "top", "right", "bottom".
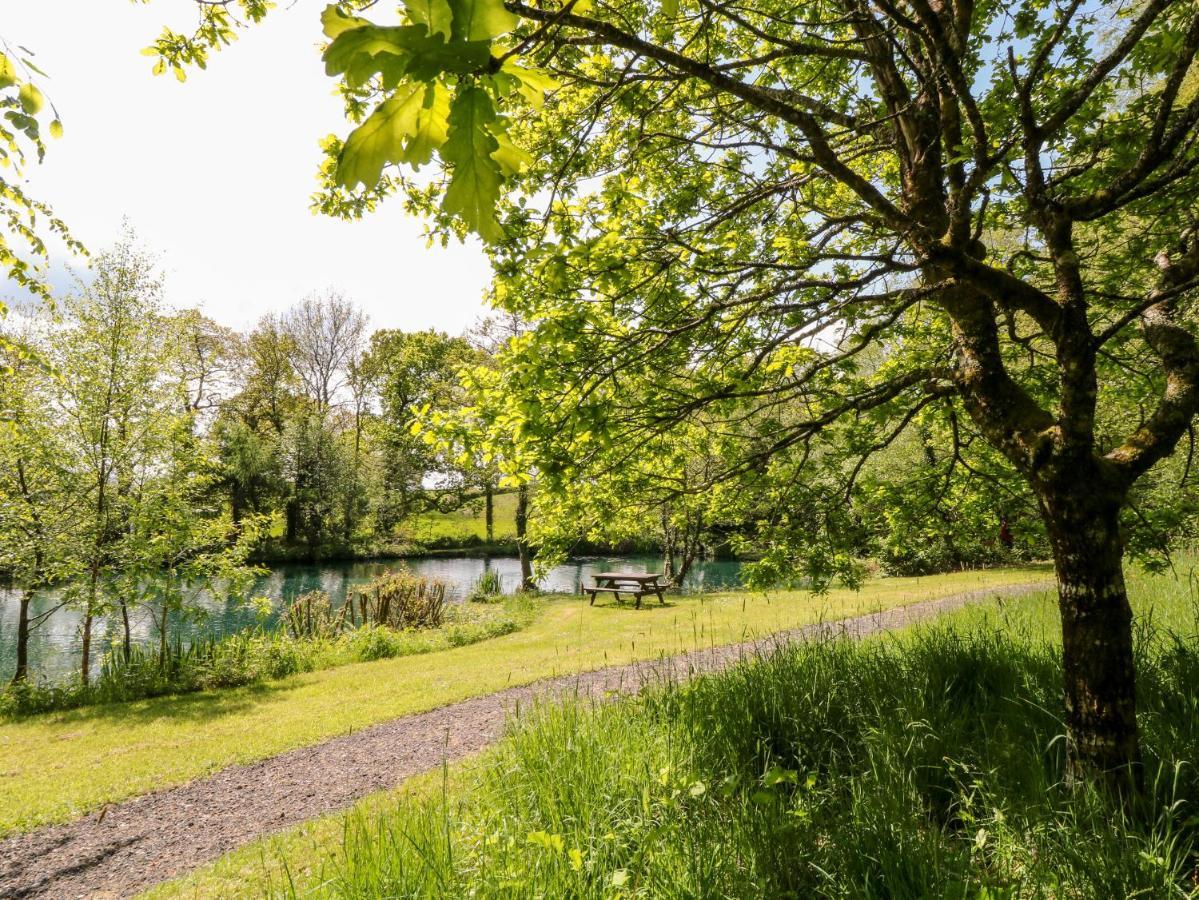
[{"left": 468, "top": 569, "right": 504, "bottom": 603}]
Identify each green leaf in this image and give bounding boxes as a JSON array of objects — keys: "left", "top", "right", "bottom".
[
  {"left": 661, "top": 0, "right": 680, "bottom": 16},
  {"left": 324, "top": 23, "right": 490, "bottom": 86},
  {"left": 337, "top": 81, "right": 451, "bottom": 188},
  {"left": 441, "top": 86, "right": 504, "bottom": 241},
  {"left": 17, "top": 83, "right": 43, "bottom": 116},
  {"left": 48, "top": 119, "right": 63, "bottom": 140},
  {"left": 323, "top": 25, "right": 415, "bottom": 86},
  {"left": 490, "top": 125, "right": 532, "bottom": 176},
  {"left": 448, "top": 0, "right": 518, "bottom": 41},
  {"left": 401, "top": 33, "right": 492, "bottom": 81},
  {"left": 404, "top": 0, "right": 454, "bottom": 38},
  {"left": 499, "top": 61, "right": 559, "bottom": 108},
  {"left": 320, "top": 4, "right": 370, "bottom": 39},
  {"left": 402, "top": 82, "right": 452, "bottom": 166},
  {"left": 0, "top": 54, "right": 16, "bottom": 90}
]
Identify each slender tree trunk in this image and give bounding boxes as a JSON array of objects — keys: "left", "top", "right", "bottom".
[
  {"left": 160, "top": 601, "right": 169, "bottom": 663},
  {"left": 515, "top": 484, "right": 534, "bottom": 591},
  {"left": 120, "top": 600, "right": 132, "bottom": 662},
  {"left": 676, "top": 543, "right": 697, "bottom": 587},
  {"left": 12, "top": 589, "right": 33, "bottom": 684},
  {"left": 1041, "top": 484, "right": 1141, "bottom": 791},
  {"left": 12, "top": 462, "right": 42, "bottom": 685},
  {"left": 484, "top": 484, "right": 494, "bottom": 544},
  {"left": 81, "top": 607, "right": 94, "bottom": 687},
  {"left": 661, "top": 506, "right": 677, "bottom": 585}
]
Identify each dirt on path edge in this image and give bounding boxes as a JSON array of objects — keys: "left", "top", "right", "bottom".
[{"left": 0, "top": 581, "right": 1051, "bottom": 899}]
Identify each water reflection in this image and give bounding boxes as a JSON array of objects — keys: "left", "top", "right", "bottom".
[{"left": 0, "top": 555, "right": 742, "bottom": 683}]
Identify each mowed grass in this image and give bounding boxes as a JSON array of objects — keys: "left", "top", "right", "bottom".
[
  {"left": 151, "top": 562, "right": 1199, "bottom": 899},
  {"left": 0, "top": 567, "right": 1045, "bottom": 835}
]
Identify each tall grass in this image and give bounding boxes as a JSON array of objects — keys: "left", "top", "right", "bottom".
[{"left": 266, "top": 569, "right": 1199, "bottom": 897}]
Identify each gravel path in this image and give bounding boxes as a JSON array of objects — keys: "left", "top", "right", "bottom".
[{"left": 0, "top": 581, "right": 1049, "bottom": 898}]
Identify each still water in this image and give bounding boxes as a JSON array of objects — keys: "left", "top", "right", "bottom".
[{"left": 0, "top": 555, "right": 742, "bottom": 683}]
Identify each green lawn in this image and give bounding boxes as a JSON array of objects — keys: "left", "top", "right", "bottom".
[
  {"left": 0, "top": 567, "right": 1046, "bottom": 836},
  {"left": 148, "top": 562, "right": 1199, "bottom": 899}
]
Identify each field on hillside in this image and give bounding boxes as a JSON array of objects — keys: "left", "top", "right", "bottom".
[
  {"left": 403, "top": 492, "right": 519, "bottom": 544},
  {"left": 152, "top": 561, "right": 1199, "bottom": 898}
]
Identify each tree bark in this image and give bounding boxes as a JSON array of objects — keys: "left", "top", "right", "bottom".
[
  {"left": 515, "top": 484, "right": 534, "bottom": 591},
  {"left": 80, "top": 607, "right": 94, "bottom": 688},
  {"left": 1040, "top": 479, "right": 1141, "bottom": 791},
  {"left": 484, "top": 484, "right": 494, "bottom": 544},
  {"left": 120, "top": 599, "right": 133, "bottom": 662},
  {"left": 12, "top": 589, "right": 32, "bottom": 684},
  {"left": 661, "top": 506, "right": 677, "bottom": 585}
]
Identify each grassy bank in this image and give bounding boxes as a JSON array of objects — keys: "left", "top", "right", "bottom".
[
  {"left": 0, "top": 567, "right": 1043, "bottom": 835},
  {"left": 153, "top": 563, "right": 1199, "bottom": 898},
  {"left": 0, "top": 598, "right": 535, "bottom": 718}
]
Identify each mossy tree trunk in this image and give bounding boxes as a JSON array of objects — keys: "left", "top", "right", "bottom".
[{"left": 1039, "top": 476, "right": 1140, "bottom": 787}]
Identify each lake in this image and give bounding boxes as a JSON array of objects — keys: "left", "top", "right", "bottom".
[{"left": 0, "top": 555, "right": 743, "bottom": 683}]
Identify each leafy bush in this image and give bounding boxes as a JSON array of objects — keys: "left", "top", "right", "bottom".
[
  {"left": 284, "top": 590, "right": 350, "bottom": 639},
  {"left": 349, "top": 569, "right": 448, "bottom": 629}
]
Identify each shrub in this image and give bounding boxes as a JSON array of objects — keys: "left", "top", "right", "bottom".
[
  {"left": 467, "top": 569, "right": 504, "bottom": 603},
  {"left": 284, "top": 590, "right": 349, "bottom": 639},
  {"left": 349, "top": 569, "right": 448, "bottom": 629}
]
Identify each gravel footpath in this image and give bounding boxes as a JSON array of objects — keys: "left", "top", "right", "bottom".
[{"left": 0, "top": 581, "right": 1049, "bottom": 898}]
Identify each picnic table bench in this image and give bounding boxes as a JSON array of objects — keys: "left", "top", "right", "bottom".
[{"left": 584, "top": 572, "right": 666, "bottom": 609}]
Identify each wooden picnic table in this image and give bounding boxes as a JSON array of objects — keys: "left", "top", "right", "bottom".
[{"left": 585, "top": 571, "right": 666, "bottom": 609}]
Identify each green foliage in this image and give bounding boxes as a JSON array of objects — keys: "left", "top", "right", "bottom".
[
  {"left": 360, "top": 328, "right": 478, "bottom": 530},
  {"left": 467, "top": 567, "right": 503, "bottom": 602},
  {"left": 283, "top": 590, "right": 348, "bottom": 639},
  {"left": 0, "top": 38, "right": 81, "bottom": 313},
  {"left": 349, "top": 568, "right": 449, "bottom": 629},
  {"left": 140, "top": 0, "right": 276, "bottom": 83},
  {"left": 337, "top": 81, "right": 451, "bottom": 186},
  {"left": 282, "top": 413, "right": 360, "bottom": 550},
  {"left": 310, "top": 0, "right": 544, "bottom": 241},
  {"left": 294, "top": 0, "right": 1199, "bottom": 613},
  {"left": 439, "top": 85, "right": 503, "bottom": 240}
]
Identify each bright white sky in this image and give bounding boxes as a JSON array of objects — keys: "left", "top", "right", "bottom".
[{"left": 4, "top": 1, "right": 494, "bottom": 334}]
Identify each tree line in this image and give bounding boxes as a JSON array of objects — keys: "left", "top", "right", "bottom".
[{"left": 0, "top": 232, "right": 527, "bottom": 686}]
